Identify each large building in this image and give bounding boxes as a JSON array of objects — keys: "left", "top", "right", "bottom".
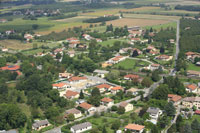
[{"left": 182, "top": 97, "right": 200, "bottom": 109}]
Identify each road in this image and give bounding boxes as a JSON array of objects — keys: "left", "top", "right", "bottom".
[
  {"left": 163, "top": 19, "right": 180, "bottom": 133},
  {"left": 174, "top": 19, "right": 180, "bottom": 69}
]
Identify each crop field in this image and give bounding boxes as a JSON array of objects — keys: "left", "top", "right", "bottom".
[
  {"left": 0, "top": 40, "right": 32, "bottom": 50},
  {"left": 107, "top": 18, "right": 171, "bottom": 27}
]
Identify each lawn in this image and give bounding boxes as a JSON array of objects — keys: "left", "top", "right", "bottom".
[
  {"left": 188, "top": 63, "right": 200, "bottom": 71},
  {"left": 0, "top": 40, "right": 32, "bottom": 50},
  {"left": 114, "top": 58, "right": 150, "bottom": 71},
  {"left": 99, "top": 38, "right": 128, "bottom": 47}
]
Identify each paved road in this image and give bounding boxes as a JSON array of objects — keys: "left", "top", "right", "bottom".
[{"left": 174, "top": 19, "right": 180, "bottom": 69}]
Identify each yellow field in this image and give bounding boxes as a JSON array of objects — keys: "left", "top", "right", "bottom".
[
  {"left": 107, "top": 18, "right": 171, "bottom": 27},
  {"left": 0, "top": 40, "right": 32, "bottom": 50}
]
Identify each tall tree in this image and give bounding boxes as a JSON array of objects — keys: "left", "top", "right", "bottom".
[{"left": 165, "top": 102, "right": 176, "bottom": 116}]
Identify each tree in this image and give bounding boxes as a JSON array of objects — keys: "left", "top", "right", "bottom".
[
  {"left": 152, "top": 84, "right": 169, "bottom": 100},
  {"left": 165, "top": 102, "right": 176, "bottom": 116},
  {"left": 79, "top": 90, "right": 84, "bottom": 99},
  {"left": 106, "top": 70, "right": 120, "bottom": 80},
  {"left": 67, "top": 114, "right": 75, "bottom": 122},
  {"left": 184, "top": 123, "right": 192, "bottom": 133},
  {"left": 111, "top": 120, "right": 121, "bottom": 130},
  {"left": 151, "top": 70, "right": 160, "bottom": 82},
  {"left": 0, "top": 57, "right": 6, "bottom": 67},
  {"left": 132, "top": 50, "right": 139, "bottom": 57},
  {"left": 56, "top": 53, "right": 62, "bottom": 59},
  {"left": 191, "top": 119, "right": 199, "bottom": 130},
  {"left": 45, "top": 106, "right": 60, "bottom": 120},
  {"left": 0, "top": 104, "right": 27, "bottom": 130},
  {"left": 102, "top": 126, "right": 107, "bottom": 133},
  {"left": 111, "top": 105, "right": 118, "bottom": 111},
  {"left": 176, "top": 115, "right": 183, "bottom": 132},
  {"left": 160, "top": 46, "right": 165, "bottom": 53},
  {"left": 168, "top": 124, "right": 176, "bottom": 133},
  {"left": 32, "top": 24, "right": 39, "bottom": 30},
  {"left": 141, "top": 77, "right": 153, "bottom": 87},
  {"left": 91, "top": 88, "right": 100, "bottom": 97},
  {"left": 151, "top": 125, "right": 159, "bottom": 133},
  {"left": 117, "top": 107, "right": 125, "bottom": 114}
]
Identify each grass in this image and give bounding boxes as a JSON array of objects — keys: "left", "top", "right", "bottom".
[
  {"left": 145, "top": 21, "right": 177, "bottom": 31},
  {"left": 114, "top": 58, "right": 150, "bottom": 72},
  {"left": 183, "top": 115, "right": 200, "bottom": 124},
  {"left": 188, "top": 63, "right": 200, "bottom": 71},
  {"left": 99, "top": 38, "right": 127, "bottom": 47},
  {"left": 0, "top": 40, "right": 32, "bottom": 50}
]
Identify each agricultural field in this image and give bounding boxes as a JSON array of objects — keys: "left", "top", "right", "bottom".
[
  {"left": 99, "top": 39, "right": 128, "bottom": 47},
  {"left": 0, "top": 40, "right": 32, "bottom": 50},
  {"left": 114, "top": 58, "right": 150, "bottom": 72},
  {"left": 107, "top": 18, "right": 171, "bottom": 27},
  {"left": 187, "top": 63, "right": 200, "bottom": 71}
]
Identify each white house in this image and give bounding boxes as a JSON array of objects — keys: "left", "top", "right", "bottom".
[
  {"left": 68, "top": 76, "right": 87, "bottom": 83},
  {"left": 32, "top": 119, "right": 50, "bottom": 130},
  {"left": 146, "top": 107, "right": 162, "bottom": 124},
  {"left": 52, "top": 83, "right": 71, "bottom": 90},
  {"left": 126, "top": 88, "right": 139, "bottom": 96},
  {"left": 124, "top": 124, "right": 145, "bottom": 133},
  {"left": 119, "top": 101, "right": 133, "bottom": 112},
  {"left": 78, "top": 102, "right": 96, "bottom": 114},
  {"left": 95, "top": 84, "right": 113, "bottom": 93},
  {"left": 70, "top": 122, "right": 92, "bottom": 133},
  {"left": 65, "top": 108, "right": 82, "bottom": 119},
  {"left": 101, "top": 97, "right": 114, "bottom": 107},
  {"left": 93, "top": 69, "right": 109, "bottom": 78},
  {"left": 186, "top": 84, "right": 198, "bottom": 93}
]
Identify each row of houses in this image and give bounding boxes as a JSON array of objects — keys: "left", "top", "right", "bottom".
[{"left": 101, "top": 55, "right": 128, "bottom": 68}]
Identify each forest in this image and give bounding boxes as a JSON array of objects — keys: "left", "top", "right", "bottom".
[{"left": 175, "top": 5, "right": 200, "bottom": 11}]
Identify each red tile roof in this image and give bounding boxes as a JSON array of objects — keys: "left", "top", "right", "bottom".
[
  {"left": 101, "top": 97, "right": 113, "bottom": 103},
  {"left": 168, "top": 94, "right": 182, "bottom": 102},
  {"left": 68, "top": 76, "right": 87, "bottom": 82},
  {"left": 111, "top": 86, "right": 123, "bottom": 91},
  {"left": 125, "top": 124, "right": 145, "bottom": 131},
  {"left": 96, "top": 84, "right": 111, "bottom": 89},
  {"left": 187, "top": 84, "right": 198, "bottom": 91},
  {"left": 52, "top": 83, "right": 68, "bottom": 88},
  {"left": 79, "top": 102, "right": 92, "bottom": 110},
  {"left": 185, "top": 52, "right": 196, "bottom": 56},
  {"left": 0, "top": 65, "right": 20, "bottom": 71},
  {"left": 124, "top": 74, "right": 139, "bottom": 79},
  {"left": 195, "top": 110, "right": 200, "bottom": 115},
  {"left": 65, "top": 90, "right": 79, "bottom": 99}
]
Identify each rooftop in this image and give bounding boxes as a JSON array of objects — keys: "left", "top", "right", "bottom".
[
  {"left": 71, "top": 122, "right": 92, "bottom": 131},
  {"left": 79, "top": 102, "right": 93, "bottom": 110},
  {"left": 125, "top": 124, "right": 145, "bottom": 131}
]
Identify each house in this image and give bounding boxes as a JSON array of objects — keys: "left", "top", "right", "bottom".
[
  {"left": 194, "top": 110, "right": 200, "bottom": 115},
  {"left": 54, "top": 48, "right": 63, "bottom": 55},
  {"left": 155, "top": 55, "right": 172, "bottom": 61},
  {"left": 52, "top": 83, "right": 71, "bottom": 90},
  {"left": 96, "top": 38, "right": 102, "bottom": 42},
  {"left": 146, "top": 107, "right": 162, "bottom": 120},
  {"left": 67, "top": 50, "right": 75, "bottom": 57},
  {"left": 68, "top": 76, "right": 87, "bottom": 83},
  {"left": 65, "top": 90, "right": 79, "bottom": 99},
  {"left": 149, "top": 50, "right": 159, "bottom": 55},
  {"left": 95, "top": 84, "right": 112, "bottom": 93},
  {"left": 59, "top": 72, "right": 73, "bottom": 79},
  {"left": 119, "top": 47, "right": 133, "bottom": 54},
  {"left": 101, "top": 97, "right": 114, "bottom": 107},
  {"left": 124, "top": 124, "right": 145, "bottom": 133},
  {"left": 109, "top": 56, "right": 127, "bottom": 64},
  {"left": 196, "top": 62, "right": 200, "bottom": 66},
  {"left": 65, "top": 108, "right": 82, "bottom": 119},
  {"left": 185, "top": 52, "right": 200, "bottom": 62},
  {"left": 82, "top": 34, "right": 93, "bottom": 41},
  {"left": 119, "top": 101, "right": 133, "bottom": 112},
  {"left": 66, "top": 37, "right": 79, "bottom": 43},
  {"left": 93, "top": 69, "right": 109, "bottom": 78},
  {"left": 111, "top": 86, "right": 123, "bottom": 94},
  {"left": 187, "top": 70, "right": 200, "bottom": 77},
  {"left": 131, "top": 38, "right": 141, "bottom": 42},
  {"left": 32, "top": 119, "right": 50, "bottom": 130},
  {"left": 186, "top": 84, "right": 198, "bottom": 93},
  {"left": 24, "top": 34, "right": 34, "bottom": 42},
  {"left": 182, "top": 97, "right": 200, "bottom": 109},
  {"left": 0, "top": 19, "right": 7, "bottom": 23},
  {"left": 168, "top": 94, "right": 182, "bottom": 106},
  {"left": 1, "top": 48, "right": 8, "bottom": 52},
  {"left": 78, "top": 102, "right": 96, "bottom": 114},
  {"left": 124, "top": 74, "right": 140, "bottom": 80},
  {"left": 0, "top": 65, "right": 20, "bottom": 71},
  {"left": 132, "top": 48, "right": 142, "bottom": 55},
  {"left": 101, "top": 62, "right": 112, "bottom": 68},
  {"left": 169, "top": 39, "right": 175, "bottom": 44},
  {"left": 148, "top": 64, "right": 162, "bottom": 71},
  {"left": 70, "top": 122, "right": 92, "bottom": 133},
  {"left": 146, "top": 45, "right": 157, "bottom": 52},
  {"left": 126, "top": 88, "right": 139, "bottom": 96}
]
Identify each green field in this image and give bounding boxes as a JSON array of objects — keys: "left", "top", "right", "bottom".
[
  {"left": 188, "top": 63, "right": 200, "bottom": 71},
  {"left": 114, "top": 58, "right": 150, "bottom": 71}
]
